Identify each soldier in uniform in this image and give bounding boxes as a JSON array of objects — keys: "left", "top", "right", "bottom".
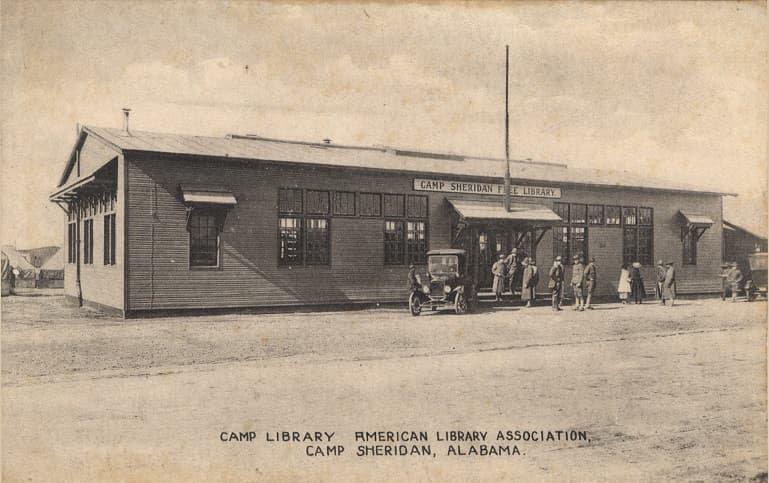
[
  {"left": 655, "top": 260, "right": 666, "bottom": 304},
  {"left": 491, "top": 254, "right": 507, "bottom": 302},
  {"left": 549, "top": 256, "right": 564, "bottom": 311},
  {"left": 719, "top": 263, "right": 730, "bottom": 301},
  {"left": 504, "top": 248, "right": 519, "bottom": 299},
  {"left": 571, "top": 255, "right": 586, "bottom": 311},
  {"left": 584, "top": 257, "right": 597, "bottom": 309},
  {"left": 727, "top": 261, "right": 743, "bottom": 303}
]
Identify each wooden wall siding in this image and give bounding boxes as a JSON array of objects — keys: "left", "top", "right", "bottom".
[
  {"left": 63, "top": 154, "right": 125, "bottom": 312},
  {"left": 125, "top": 154, "right": 725, "bottom": 311}
]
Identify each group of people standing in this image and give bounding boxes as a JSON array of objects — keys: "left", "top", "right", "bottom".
[
  {"left": 491, "top": 248, "right": 540, "bottom": 307},
  {"left": 497, "top": 254, "right": 680, "bottom": 311},
  {"left": 719, "top": 262, "right": 744, "bottom": 302},
  {"left": 546, "top": 255, "right": 597, "bottom": 312}
]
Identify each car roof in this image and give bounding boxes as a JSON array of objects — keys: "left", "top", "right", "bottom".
[{"left": 427, "top": 249, "right": 466, "bottom": 256}]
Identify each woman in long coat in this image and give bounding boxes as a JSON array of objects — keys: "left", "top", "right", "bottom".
[
  {"left": 521, "top": 258, "right": 539, "bottom": 307},
  {"left": 617, "top": 263, "right": 631, "bottom": 304},
  {"left": 491, "top": 254, "right": 507, "bottom": 302}
]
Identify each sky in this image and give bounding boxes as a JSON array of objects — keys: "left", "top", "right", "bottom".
[{"left": 1, "top": 1, "right": 767, "bottom": 248}]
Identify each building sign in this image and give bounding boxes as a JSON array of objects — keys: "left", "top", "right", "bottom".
[{"left": 413, "top": 178, "right": 561, "bottom": 199}]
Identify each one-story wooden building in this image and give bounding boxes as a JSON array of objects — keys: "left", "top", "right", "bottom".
[{"left": 50, "top": 123, "right": 734, "bottom": 317}]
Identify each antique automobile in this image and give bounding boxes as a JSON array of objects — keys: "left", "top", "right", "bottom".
[
  {"left": 745, "top": 252, "right": 767, "bottom": 301},
  {"left": 409, "top": 249, "right": 475, "bottom": 315}
]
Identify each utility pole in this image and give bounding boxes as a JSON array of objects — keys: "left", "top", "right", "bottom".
[{"left": 504, "top": 45, "right": 511, "bottom": 212}]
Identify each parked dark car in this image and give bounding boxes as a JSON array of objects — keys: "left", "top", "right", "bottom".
[
  {"left": 745, "top": 252, "right": 767, "bottom": 301},
  {"left": 409, "top": 249, "right": 475, "bottom": 315}
]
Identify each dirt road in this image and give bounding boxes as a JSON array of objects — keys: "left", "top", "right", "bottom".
[{"left": 2, "top": 296, "right": 767, "bottom": 481}]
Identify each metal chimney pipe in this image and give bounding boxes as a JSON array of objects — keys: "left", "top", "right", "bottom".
[{"left": 122, "top": 108, "right": 131, "bottom": 134}]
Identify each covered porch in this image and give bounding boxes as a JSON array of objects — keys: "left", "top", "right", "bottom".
[{"left": 447, "top": 199, "right": 562, "bottom": 291}]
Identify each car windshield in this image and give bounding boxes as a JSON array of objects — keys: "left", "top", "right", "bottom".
[{"left": 428, "top": 255, "right": 459, "bottom": 276}]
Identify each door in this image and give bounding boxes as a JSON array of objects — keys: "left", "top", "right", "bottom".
[{"left": 477, "top": 227, "right": 510, "bottom": 289}]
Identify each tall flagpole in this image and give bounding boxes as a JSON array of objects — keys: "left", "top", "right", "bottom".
[{"left": 504, "top": 45, "right": 511, "bottom": 212}]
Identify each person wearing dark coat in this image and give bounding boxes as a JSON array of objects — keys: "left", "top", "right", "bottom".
[
  {"left": 727, "top": 261, "right": 743, "bottom": 303},
  {"left": 549, "top": 256, "right": 565, "bottom": 311},
  {"left": 407, "top": 264, "right": 421, "bottom": 293},
  {"left": 504, "top": 249, "right": 519, "bottom": 297},
  {"left": 655, "top": 260, "right": 666, "bottom": 304},
  {"left": 630, "top": 262, "right": 644, "bottom": 304},
  {"left": 521, "top": 258, "right": 539, "bottom": 307}
]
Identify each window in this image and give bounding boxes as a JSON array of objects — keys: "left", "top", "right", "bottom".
[
  {"left": 305, "top": 218, "right": 329, "bottom": 264},
  {"left": 605, "top": 206, "right": 621, "bottom": 226},
  {"left": 570, "top": 204, "right": 587, "bottom": 225},
  {"left": 638, "top": 207, "right": 653, "bottom": 226},
  {"left": 553, "top": 226, "right": 569, "bottom": 261},
  {"left": 384, "top": 220, "right": 405, "bottom": 264},
  {"left": 407, "top": 221, "right": 427, "bottom": 264},
  {"left": 67, "top": 222, "right": 77, "bottom": 264},
  {"left": 278, "top": 188, "right": 302, "bottom": 213},
  {"left": 623, "top": 206, "right": 653, "bottom": 265},
  {"left": 278, "top": 217, "right": 302, "bottom": 265},
  {"left": 333, "top": 192, "right": 356, "bottom": 216},
  {"left": 359, "top": 193, "right": 381, "bottom": 217},
  {"left": 623, "top": 207, "right": 637, "bottom": 225},
  {"left": 278, "top": 188, "right": 330, "bottom": 266},
  {"left": 552, "top": 202, "right": 588, "bottom": 261},
  {"left": 588, "top": 205, "right": 604, "bottom": 225},
  {"left": 553, "top": 202, "right": 569, "bottom": 222},
  {"left": 306, "top": 190, "right": 329, "bottom": 215},
  {"left": 683, "top": 229, "right": 697, "bottom": 265},
  {"left": 571, "top": 226, "right": 587, "bottom": 260},
  {"left": 383, "top": 194, "right": 405, "bottom": 217},
  {"left": 83, "top": 219, "right": 94, "bottom": 265},
  {"left": 189, "top": 209, "right": 220, "bottom": 267},
  {"left": 406, "top": 195, "right": 428, "bottom": 218},
  {"left": 103, "top": 213, "right": 116, "bottom": 265}
]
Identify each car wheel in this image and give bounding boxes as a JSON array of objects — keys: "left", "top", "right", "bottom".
[
  {"left": 409, "top": 292, "right": 422, "bottom": 316},
  {"left": 454, "top": 293, "right": 467, "bottom": 314}
]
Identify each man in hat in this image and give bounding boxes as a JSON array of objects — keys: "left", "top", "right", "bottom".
[
  {"left": 491, "top": 254, "right": 507, "bottom": 302},
  {"left": 726, "top": 261, "right": 743, "bottom": 303},
  {"left": 521, "top": 258, "right": 539, "bottom": 307},
  {"left": 663, "top": 261, "right": 676, "bottom": 306},
  {"left": 584, "top": 257, "right": 597, "bottom": 309},
  {"left": 655, "top": 260, "right": 666, "bottom": 304},
  {"left": 504, "top": 248, "right": 519, "bottom": 298},
  {"left": 549, "top": 256, "right": 565, "bottom": 311},
  {"left": 718, "top": 263, "right": 730, "bottom": 301},
  {"left": 407, "top": 263, "right": 421, "bottom": 294},
  {"left": 571, "top": 255, "right": 586, "bottom": 310}
]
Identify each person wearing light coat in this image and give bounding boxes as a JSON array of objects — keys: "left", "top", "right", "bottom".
[
  {"left": 617, "top": 263, "right": 631, "bottom": 304},
  {"left": 491, "top": 254, "right": 507, "bottom": 302}
]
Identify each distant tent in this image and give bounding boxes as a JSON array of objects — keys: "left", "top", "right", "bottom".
[
  {"left": 1, "top": 246, "right": 37, "bottom": 289},
  {"left": 21, "top": 246, "right": 61, "bottom": 268},
  {"left": 38, "top": 248, "right": 64, "bottom": 288}
]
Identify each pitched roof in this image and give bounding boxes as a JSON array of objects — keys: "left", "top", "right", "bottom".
[
  {"left": 724, "top": 220, "right": 767, "bottom": 241},
  {"left": 68, "top": 125, "right": 734, "bottom": 196}
]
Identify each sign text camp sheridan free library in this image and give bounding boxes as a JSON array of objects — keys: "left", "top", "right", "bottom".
[{"left": 413, "top": 178, "right": 562, "bottom": 199}]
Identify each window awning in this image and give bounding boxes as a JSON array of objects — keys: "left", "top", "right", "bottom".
[
  {"left": 448, "top": 199, "right": 562, "bottom": 224},
  {"left": 679, "top": 210, "right": 714, "bottom": 227},
  {"left": 181, "top": 186, "right": 237, "bottom": 206}
]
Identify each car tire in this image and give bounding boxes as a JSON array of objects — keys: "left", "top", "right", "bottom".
[{"left": 409, "top": 292, "right": 422, "bottom": 316}]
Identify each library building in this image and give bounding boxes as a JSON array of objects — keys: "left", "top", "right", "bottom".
[{"left": 50, "top": 121, "right": 731, "bottom": 316}]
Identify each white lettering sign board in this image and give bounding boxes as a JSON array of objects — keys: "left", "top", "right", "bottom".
[{"left": 413, "top": 178, "right": 562, "bottom": 199}]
